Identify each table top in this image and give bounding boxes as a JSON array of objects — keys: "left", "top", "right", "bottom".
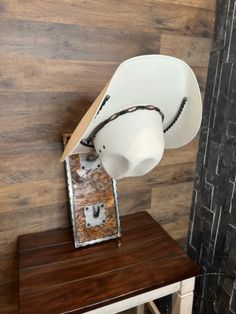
[{"left": 18, "top": 211, "right": 200, "bottom": 314}]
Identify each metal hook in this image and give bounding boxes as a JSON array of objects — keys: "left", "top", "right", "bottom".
[{"left": 93, "top": 205, "right": 100, "bottom": 218}]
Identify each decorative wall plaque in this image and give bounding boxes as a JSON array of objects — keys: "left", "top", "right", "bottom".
[{"left": 63, "top": 134, "right": 120, "bottom": 248}]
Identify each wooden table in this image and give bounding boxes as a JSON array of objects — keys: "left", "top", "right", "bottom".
[{"left": 18, "top": 212, "right": 200, "bottom": 314}]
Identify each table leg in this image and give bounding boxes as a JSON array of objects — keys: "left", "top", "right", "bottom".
[
  {"left": 146, "top": 301, "right": 161, "bottom": 314},
  {"left": 172, "top": 277, "right": 195, "bottom": 314},
  {"left": 136, "top": 304, "right": 145, "bottom": 314}
]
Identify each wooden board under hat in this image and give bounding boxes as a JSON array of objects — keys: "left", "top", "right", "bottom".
[{"left": 60, "top": 84, "right": 109, "bottom": 162}]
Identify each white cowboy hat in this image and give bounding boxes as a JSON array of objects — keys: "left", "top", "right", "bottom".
[{"left": 61, "top": 55, "right": 202, "bottom": 179}]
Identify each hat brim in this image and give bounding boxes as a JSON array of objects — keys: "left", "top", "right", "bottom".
[{"left": 61, "top": 55, "right": 202, "bottom": 162}]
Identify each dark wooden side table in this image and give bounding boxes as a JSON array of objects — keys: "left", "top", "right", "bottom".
[{"left": 18, "top": 212, "right": 200, "bottom": 314}]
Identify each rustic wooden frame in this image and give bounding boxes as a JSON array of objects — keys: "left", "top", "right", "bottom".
[{"left": 63, "top": 134, "right": 120, "bottom": 248}]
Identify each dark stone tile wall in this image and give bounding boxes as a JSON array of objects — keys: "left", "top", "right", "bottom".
[{"left": 187, "top": 1, "right": 236, "bottom": 313}]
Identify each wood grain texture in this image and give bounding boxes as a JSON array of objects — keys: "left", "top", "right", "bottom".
[
  {"left": 18, "top": 212, "right": 200, "bottom": 314},
  {"left": 160, "top": 34, "right": 212, "bottom": 67},
  {"left": 0, "top": 0, "right": 215, "bottom": 312},
  {"left": 1, "top": 0, "right": 214, "bottom": 36},
  {"left": 0, "top": 19, "right": 161, "bottom": 61},
  {"left": 0, "top": 56, "right": 118, "bottom": 92}
]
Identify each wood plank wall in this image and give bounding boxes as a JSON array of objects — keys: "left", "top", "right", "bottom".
[{"left": 0, "top": 1, "right": 215, "bottom": 312}]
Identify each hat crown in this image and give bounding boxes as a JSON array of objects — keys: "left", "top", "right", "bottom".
[{"left": 94, "top": 109, "right": 164, "bottom": 179}]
